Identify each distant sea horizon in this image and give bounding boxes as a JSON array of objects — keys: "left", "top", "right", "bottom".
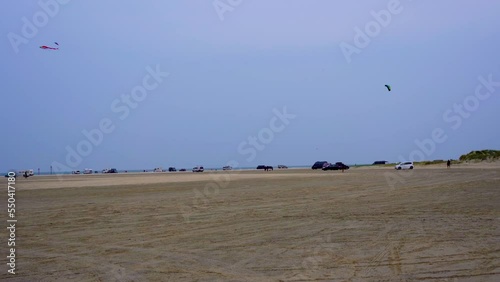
[{"left": 2, "top": 163, "right": 373, "bottom": 176}]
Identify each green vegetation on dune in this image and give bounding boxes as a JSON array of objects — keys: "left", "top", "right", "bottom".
[
  {"left": 373, "top": 150, "right": 499, "bottom": 167},
  {"left": 459, "top": 150, "right": 500, "bottom": 161}
]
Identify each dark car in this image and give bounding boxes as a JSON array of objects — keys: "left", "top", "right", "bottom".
[
  {"left": 108, "top": 168, "right": 118, "bottom": 173},
  {"left": 179, "top": 168, "right": 187, "bottom": 172},
  {"left": 312, "top": 161, "right": 329, "bottom": 170},
  {"left": 256, "top": 165, "right": 266, "bottom": 169},
  {"left": 322, "top": 162, "right": 349, "bottom": 171},
  {"left": 168, "top": 167, "right": 177, "bottom": 172}
]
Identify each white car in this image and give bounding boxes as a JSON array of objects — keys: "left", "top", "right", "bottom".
[
  {"left": 192, "top": 166, "right": 204, "bottom": 172},
  {"left": 395, "top": 161, "right": 414, "bottom": 170}
]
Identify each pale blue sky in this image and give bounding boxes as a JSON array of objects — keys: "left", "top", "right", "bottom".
[{"left": 1, "top": 0, "right": 500, "bottom": 172}]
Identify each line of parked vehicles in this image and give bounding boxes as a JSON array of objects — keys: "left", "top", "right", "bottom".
[
  {"left": 3, "top": 169, "right": 35, "bottom": 178},
  {"left": 311, "top": 161, "right": 415, "bottom": 171},
  {"left": 71, "top": 168, "right": 118, "bottom": 174},
  {"left": 55, "top": 161, "right": 416, "bottom": 176}
]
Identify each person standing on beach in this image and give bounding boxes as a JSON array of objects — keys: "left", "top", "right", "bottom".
[{"left": 447, "top": 159, "right": 451, "bottom": 168}]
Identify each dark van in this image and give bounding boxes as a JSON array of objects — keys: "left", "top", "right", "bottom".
[{"left": 312, "top": 161, "right": 329, "bottom": 170}]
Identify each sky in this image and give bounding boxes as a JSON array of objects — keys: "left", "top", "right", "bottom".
[{"left": 1, "top": 0, "right": 500, "bottom": 172}]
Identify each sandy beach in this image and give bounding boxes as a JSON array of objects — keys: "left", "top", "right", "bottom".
[{"left": 2, "top": 162, "right": 499, "bottom": 281}]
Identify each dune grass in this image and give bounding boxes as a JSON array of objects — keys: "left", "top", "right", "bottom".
[{"left": 459, "top": 150, "right": 500, "bottom": 162}]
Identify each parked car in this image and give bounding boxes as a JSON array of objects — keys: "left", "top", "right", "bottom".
[
  {"left": 72, "top": 170, "right": 80, "bottom": 174},
  {"left": 179, "top": 168, "right": 187, "bottom": 172},
  {"left": 322, "top": 162, "right": 350, "bottom": 171},
  {"left": 168, "top": 167, "right": 177, "bottom": 172},
  {"left": 278, "top": 165, "right": 288, "bottom": 169},
  {"left": 192, "top": 166, "right": 204, "bottom": 172},
  {"left": 83, "top": 169, "right": 93, "bottom": 174},
  {"left": 18, "top": 169, "right": 34, "bottom": 176},
  {"left": 395, "top": 161, "right": 414, "bottom": 170},
  {"left": 5, "top": 169, "right": 17, "bottom": 178},
  {"left": 256, "top": 165, "right": 273, "bottom": 170},
  {"left": 223, "top": 166, "right": 232, "bottom": 171},
  {"left": 312, "top": 161, "right": 329, "bottom": 170}
]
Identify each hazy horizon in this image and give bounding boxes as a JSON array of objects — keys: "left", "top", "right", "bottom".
[{"left": 2, "top": 1, "right": 500, "bottom": 173}]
